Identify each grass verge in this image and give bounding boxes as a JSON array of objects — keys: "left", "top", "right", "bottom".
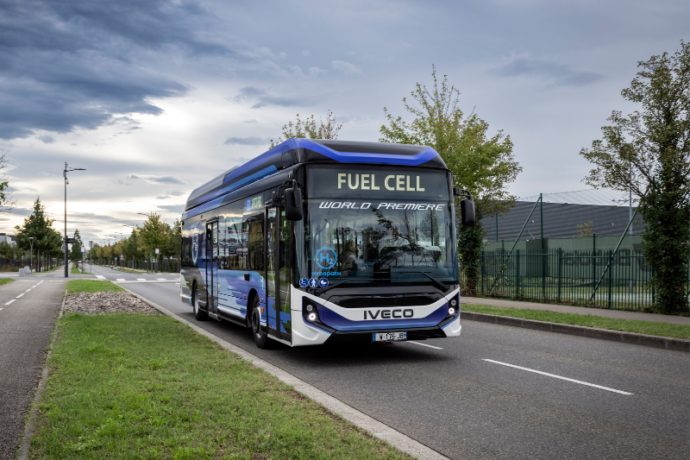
[
  {"left": 71, "top": 264, "right": 92, "bottom": 275},
  {"left": 66, "top": 280, "right": 124, "bottom": 294},
  {"left": 0, "top": 277, "right": 15, "bottom": 286},
  {"left": 462, "top": 304, "right": 690, "bottom": 340},
  {"left": 29, "top": 314, "right": 410, "bottom": 459}
]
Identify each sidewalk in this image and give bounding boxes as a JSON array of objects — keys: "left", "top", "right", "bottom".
[{"left": 461, "top": 296, "right": 690, "bottom": 326}]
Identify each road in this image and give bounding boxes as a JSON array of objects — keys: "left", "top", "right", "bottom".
[
  {"left": 0, "top": 276, "right": 65, "bottom": 460},
  {"left": 52, "top": 267, "right": 690, "bottom": 458}
]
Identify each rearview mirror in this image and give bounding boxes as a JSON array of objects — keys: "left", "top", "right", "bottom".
[
  {"left": 460, "top": 198, "right": 475, "bottom": 227},
  {"left": 285, "top": 180, "right": 303, "bottom": 221}
]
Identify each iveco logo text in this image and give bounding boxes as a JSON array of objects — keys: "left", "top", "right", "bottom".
[{"left": 363, "top": 309, "right": 414, "bottom": 320}]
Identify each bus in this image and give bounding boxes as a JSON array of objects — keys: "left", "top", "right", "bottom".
[{"left": 180, "top": 139, "right": 475, "bottom": 348}]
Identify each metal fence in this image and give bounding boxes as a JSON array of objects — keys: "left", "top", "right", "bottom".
[{"left": 462, "top": 249, "right": 690, "bottom": 311}]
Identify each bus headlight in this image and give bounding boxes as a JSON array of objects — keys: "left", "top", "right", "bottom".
[
  {"left": 448, "top": 307, "right": 456, "bottom": 316},
  {"left": 306, "top": 304, "right": 314, "bottom": 312},
  {"left": 308, "top": 312, "right": 317, "bottom": 321},
  {"left": 450, "top": 299, "right": 457, "bottom": 307}
]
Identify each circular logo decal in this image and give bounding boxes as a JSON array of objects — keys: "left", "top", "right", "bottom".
[
  {"left": 315, "top": 247, "right": 337, "bottom": 270},
  {"left": 299, "top": 278, "right": 309, "bottom": 288},
  {"left": 318, "top": 278, "right": 329, "bottom": 288}
]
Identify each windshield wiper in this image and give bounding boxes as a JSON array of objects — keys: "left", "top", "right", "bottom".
[{"left": 396, "top": 271, "right": 449, "bottom": 292}]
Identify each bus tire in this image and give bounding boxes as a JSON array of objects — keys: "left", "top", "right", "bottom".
[
  {"left": 250, "top": 297, "right": 271, "bottom": 349},
  {"left": 193, "top": 286, "right": 207, "bottom": 321}
]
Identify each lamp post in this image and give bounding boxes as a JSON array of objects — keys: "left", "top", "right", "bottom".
[
  {"left": 64, "top": 162, "right": 86, "bottom": 278},
  {"left": 29, "top": 237, "right": 34, "bottom": 272}
]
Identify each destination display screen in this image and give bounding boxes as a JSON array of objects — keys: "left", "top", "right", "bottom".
[{"left": 307, "top": 165, "right": 449, "bottom": 200}]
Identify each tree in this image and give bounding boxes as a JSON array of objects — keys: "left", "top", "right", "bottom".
[
  {"left": 580, "top": 41, "right": 689, "bottom": 315},
  {"left": 380, "top": 67, "right": 521, "bottom": 294},
  {"left": 139, "top": 213, "right": 170, "bottom": 265},
  {"left": 0, "top": 152, "right": 15, "bottom": 214},
  {"left": 14, "top": 198, "right": 62, "bottom": 268},
  {"left": 576, "top": 221, "right": 594, "bottom": 238},
  {"left": 165, "top": 219, "right": 182, "bottom": 258},
  {"left": 270, "top": 110, "right": 343, "bottom": 147},
  {"left": 69, "top": 229, "right": 84, "bottom": 265}
]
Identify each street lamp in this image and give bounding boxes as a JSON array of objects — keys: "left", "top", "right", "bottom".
[
  {"left": 64, "top": 162, "right": 86, "bottom": 278},
  {"left": 29, "top": 237, "right": 34, "bottom": 271}
]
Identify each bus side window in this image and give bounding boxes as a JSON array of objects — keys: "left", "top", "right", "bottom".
[{"left": 244, "top": 212, "right": 264, "bottom": 272}]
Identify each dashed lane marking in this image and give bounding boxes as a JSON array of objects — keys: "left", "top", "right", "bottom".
[
  {"left": 482, "top": 359, "right": 634, "bottom": 396},
  {"left": 117, "top": 279, "right": 126, "bottom": 282},
  {"left": 5, "top": 299, "right": 15, "bottom": 305},
  {"left": 406, "top": 341, "right": 443, "bottom": 350},
  {"left": 16, "top": 293, "right": 24, "bottom": 298},
  {"left": 95, "top": 275, "right": 106, "bottom": 280},
  {"left": 157, "top": 278, "right": 166, "bottom": 281},
  {"left": 137, "top": 278, "right": 146, "bottom": 281}
]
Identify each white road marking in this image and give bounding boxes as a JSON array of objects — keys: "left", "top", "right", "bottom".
[
  {"left": 157, "top": 278, "right": 166, "bottom": 281},
  {"left": 0, "top": 308, "right": 2, "bottom": 311},
  {"left": 406, "top": 341, "right": 443, "bottom": 350},
  {"left": 95, "top": 275, "right": 106, "bottom": 280},
  {"left": 175, "top": 283, "right": 180, "bottom": 285},
  {"left": 483, "top": 359, "right": 633, "bottom": 396},
  {"left": 4, "top": 300, "right": 13, "bottom": 305},
  {"left": 25, "top": 289, "right": 32, "bottom": 293},
  {"left": 137, "top": 278, "right": 146, "bottom": 281},
  {"left": 117, "top": 279, "right": 126, "bottom": 282},
  {"left": 16, "top": 293, "right": 24, "bottom": 298}
]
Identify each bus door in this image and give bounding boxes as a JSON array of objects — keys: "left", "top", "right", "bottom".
[
  {"left": 266, "top": 206, "right": 291, "bottom": 342},
  {"left": 265, "top": 208, "right": 279, "bottom": 336},
  {"left": 205, "top": 220, "right": 219, "bottom": 316}
]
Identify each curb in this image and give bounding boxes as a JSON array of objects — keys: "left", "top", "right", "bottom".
[
  {"left": 16, "top": 289, "right": 66, "bottom": 460},
  {"left": 121, "top": 286, "right": 448, "bottom": 460},
  {"left": 461, "top": 311, "right": 690, "bottom": 352}
]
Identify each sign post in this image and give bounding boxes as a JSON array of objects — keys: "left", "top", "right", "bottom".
[
  {"left": 81, "top": 245, "right": 85, "bottom": 273},
  {"left": 155, "top": 248, "right": 160, "bottom": 273}
]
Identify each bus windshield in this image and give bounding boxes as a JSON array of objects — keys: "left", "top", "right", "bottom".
[{"left": 296, "top": 165, "right": 458, "bottom": 289}]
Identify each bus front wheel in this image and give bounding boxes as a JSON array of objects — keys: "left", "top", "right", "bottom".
[
  {"left": 193, "top": 287, "right": 207, "bottom": 321},
  {"left": 250, "top": 298, "right": 271, "bottom": 349}
]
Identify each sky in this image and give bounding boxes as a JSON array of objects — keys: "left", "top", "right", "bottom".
[{"left": 0, "top": 0, "right": 687, "bottom": 244}]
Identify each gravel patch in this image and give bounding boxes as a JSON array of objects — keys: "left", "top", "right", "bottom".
[{"left": 64, "top": 292, "right": 160, "bottom": 315}]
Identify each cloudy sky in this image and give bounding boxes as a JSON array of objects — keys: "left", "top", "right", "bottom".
[{"left": 1, "top": 0, "right": 687, "bottom": 243}]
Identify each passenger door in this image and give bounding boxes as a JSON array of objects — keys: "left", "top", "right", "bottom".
[
  {"left": 266, "top": 205, "right": 291, "bottom": 342},
  {"left": 205, "top": 221, "right": 219, "bottom": 315}
]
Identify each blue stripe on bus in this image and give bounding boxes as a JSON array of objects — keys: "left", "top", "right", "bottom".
[{"left": 316, "top": 303, "right": 448, "bottom": 331}]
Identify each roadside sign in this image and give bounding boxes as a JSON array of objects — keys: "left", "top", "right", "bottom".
[
  {"left": 81, "top": 246, "right": 86, "bottom": 253},
  {"left": 89, "top": 241, "right": 94, "bottom": 248},
  {"left": 120, "top": 255, "right": 124, "bottom": 260},
  {"left": 155, "top": 248, "right": 160, "bottom": 254}
]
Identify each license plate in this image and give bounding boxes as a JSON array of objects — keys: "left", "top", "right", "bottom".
[{"left": 372, "top": 332, "right": 407, "bottom": 342}]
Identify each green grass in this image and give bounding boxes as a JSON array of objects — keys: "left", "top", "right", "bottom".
[
  {"left": 115, "top": 267, "right": 145, "bottom": 274},
  {"left": 0, "top": 278, "right": 15, "bottom": 286},
  {"left": 462, "top": 303, "right": 690, "bottom": 340},
  {"left": 66, "top": 280, "right": 124, "bottom": 294},
  {"left": 29, "top": 314, "right": 410, "bottom": 460}
]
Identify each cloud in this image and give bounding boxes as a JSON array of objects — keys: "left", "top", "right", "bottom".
[
  {"left": 157, "top": 204, "right": 185, "bottom": 214},
  {"left": 37, "top": 135, "right": 54, "bottom": 143},
  {"left": 127, "top": 174, "right": 184, "bottom": 185},
  {"left": 302, "top": 50, "right": 310, "bottom": 56},
  {"left": 490, "top": 58, "right": 604, "bottom": 87},
  {"left": 308, "top": 67, "right": 327, "bottom": 76},
  {"left": 331, "top": 60, "right": 362, "bottom": 75},
  {"left": 0, "top": 0, "right": 234, "bottom": 140},
  {"left": 233, "top": 86, "right": 318, "bottom": 109},
  {"left": 244, "top": 119, "right": 258, "bottom": 124},
  {"left": 224, "top": 136, "right": 268, "bottom": 145}
]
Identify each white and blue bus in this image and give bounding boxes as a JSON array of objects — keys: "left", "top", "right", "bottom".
[{"left": 180, "top": 139, "right": 475, "bottom": 348}]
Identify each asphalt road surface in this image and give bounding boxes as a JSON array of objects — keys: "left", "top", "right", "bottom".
[
  {"left": 0, "top": 276, "right": 65, "bottom": 460},
  {"left": 47, "top": 267, "right": 690, "bottom": 459}
]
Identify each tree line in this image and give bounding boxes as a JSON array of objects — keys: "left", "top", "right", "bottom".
[{"left": 89, "top": 213, "right": 181, "bottom": 266}]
